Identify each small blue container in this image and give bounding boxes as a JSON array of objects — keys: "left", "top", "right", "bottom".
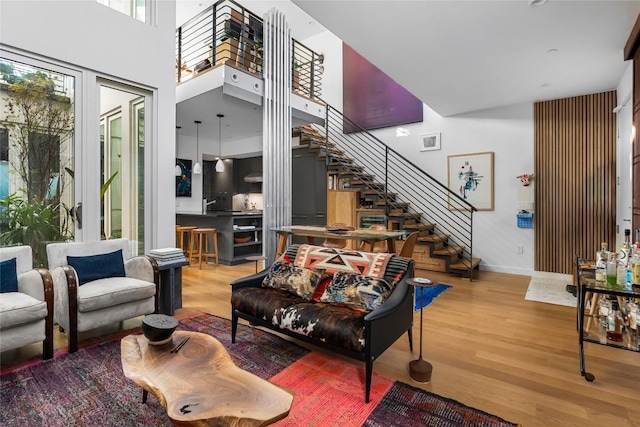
[{"left": 517, "top": 213, "right": 533, "bottom": 228}]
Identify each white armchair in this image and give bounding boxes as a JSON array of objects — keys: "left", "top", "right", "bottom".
[
  {"left": 46, "top": 238, "right": 159, "bottom": 353},
  {"left": 0, "top": 245, "right": 54, "bottom": 359}
]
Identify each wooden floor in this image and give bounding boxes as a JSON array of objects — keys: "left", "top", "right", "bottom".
[{"left": 3, "top": 262, "right": 639, "bottom": 427}]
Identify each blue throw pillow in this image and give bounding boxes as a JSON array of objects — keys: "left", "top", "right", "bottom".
[
  {"left": 0, "top": 258, "right": 19, "bottom": 293},
  {"left": 67, "top": 249, "right": 126, "bottom": 286}
]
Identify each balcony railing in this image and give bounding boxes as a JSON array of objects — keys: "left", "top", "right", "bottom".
[{"left": 176, "top": 0, "right": 323, "bottom": 98}]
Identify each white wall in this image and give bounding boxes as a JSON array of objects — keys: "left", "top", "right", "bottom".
[
  {"left": 0, "top": 0, "right": 177, "bottom": 249},
  {"left": 615, "top": 62, "right": 634, "bottom": 248}
]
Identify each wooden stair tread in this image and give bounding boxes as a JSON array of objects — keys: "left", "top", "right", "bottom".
[
  {"left": 376, "top": 200, "right": 409, "bottom": 208},
  {"left": 403, "top": 223, "right": 435, "bottom": 231},
  {"left": 433, "top": 245, "right": 464, "bottom": 256},
  {"left": 363, "top": 190, "right": 397, "bottom": 197},
  {"left": 449, "top": 257, "right": 482, "bottom": 272},
  {"left": 326, "top": 157, "right": 353, "bottom": 164},
  {"left": 388, "top": 212, "right": 422, "bottom": 218},
  {"left": 319, "top": 153, "right": 351, "bottom": 162},
  {"left": 417, "top": 233, "right": 448, "bottom": 243}
]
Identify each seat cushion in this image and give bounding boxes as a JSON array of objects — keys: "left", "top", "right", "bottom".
[
  {"left": 232, "top": 287, "right": 366, "bottom": 352},
  {"left": 0, "top": 258, "right": 18, "bottom": 293},
  {"left": 232, "top": 287, "right": 308, "bottom": 320},
  {"left": 67, "top": 249, "right": 126, "bottom": 286},
  {"left": 275, "top": 302, "right": 366, "bottom": 352},
  {"left": 0, "top": 292, "right": 48, "bottom": 329},
  {"left": 77, "top": 277, "right": 156, "bottom": 312}
]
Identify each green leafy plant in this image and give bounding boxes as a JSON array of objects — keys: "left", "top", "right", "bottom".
[
  {"left": 0, "top": 193, "right": 72, "bottom": 267},
  {"left": 1, "top": 61, "right": 75, "bottom": 261}
]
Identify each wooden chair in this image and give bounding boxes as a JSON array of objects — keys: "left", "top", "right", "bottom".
[
  {"left": 322, "top": 223, "right": 348, "bottom": 249},
  {"left": 359, "top": 225, "right": 388, "bottom": 253},
  {"left": 399, "top": 231, "right": 420, "bottom": 258}
]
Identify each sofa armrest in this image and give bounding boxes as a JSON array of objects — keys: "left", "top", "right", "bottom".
[
  {"left": 50, "top": 266, "right": 77, "bottom": 330},
  {"left": 17, "top": 269, "right": 47, "bottom": 301},
  {"left": 364, "top": 262, "right": 414, "bottom": 322},
  {"left": 125, "top": 255, "right": 160, "bottom": 313},
  {"left": 230, "top": 270, "right": 269, "bottom": 291},
  {"left": 125, "top": 256, "right": 156, "bottom": 282}
]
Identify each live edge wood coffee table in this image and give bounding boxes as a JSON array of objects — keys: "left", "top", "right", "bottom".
[{"left": 121, "top": 331, "right": 293, "bottom": 426}]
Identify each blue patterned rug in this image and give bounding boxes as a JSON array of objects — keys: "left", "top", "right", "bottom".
[{"left": 414, "top": 283, "right": 452, "bottom": 311}]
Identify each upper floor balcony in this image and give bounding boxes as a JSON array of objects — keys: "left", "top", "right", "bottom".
[{"left": 176, "top": 0, "right": 326, "bottom": 129}]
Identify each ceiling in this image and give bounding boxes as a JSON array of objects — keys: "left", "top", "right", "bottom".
[
  {"left": 291, "top": 0, "right": 639, "bottom": 116},
  {"left": 175, "top": 0, "right": 639, "bottom": 137}
]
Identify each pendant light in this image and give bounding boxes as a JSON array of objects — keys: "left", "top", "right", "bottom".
[
  {"left": 215, "top": 113, "right": 225, "bottom": 173},
  {"left": 192, "top": 120, "right": 202, "bottom": 175},
  {"left": 174, "top": 125, "right": 182, "bottom": 176}
]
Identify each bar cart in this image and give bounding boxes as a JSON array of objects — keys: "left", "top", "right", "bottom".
[{"left": 575, "top": 256, "right": 640, "bottom": 382}]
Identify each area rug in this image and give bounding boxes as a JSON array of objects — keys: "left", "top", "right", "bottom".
[
  {"left": 414, "top": 283, "right": 452, "bottom": 311},
  {"left": 525, "top": 273, "right": 576, "bottom": 307},
  {"left": 1, "top": 312, "right": 519, "bottom": 427},
  {"left": 271, "top": 352, "right": 393, "bottom": 426}
]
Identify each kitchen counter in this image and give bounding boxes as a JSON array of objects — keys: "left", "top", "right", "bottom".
[
  {"left": 177, "top": 211, "right": 263, "bottom": 266},
  {"left": 177, "top": 210, "right": 263, "bottom": 217}
]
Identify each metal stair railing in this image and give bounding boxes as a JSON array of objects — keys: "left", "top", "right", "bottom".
[
  {"left": 175, "top": 0, "right": 323, "bottom": 99},
  {"left": 313, "top": 103, "right": 477, "bottom": 279}
]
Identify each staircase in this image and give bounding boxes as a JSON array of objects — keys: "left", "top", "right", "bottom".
[{"left": 292, "top": 104, "right": 480, "bottom": 280}]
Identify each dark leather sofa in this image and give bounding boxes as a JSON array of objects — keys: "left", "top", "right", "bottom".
[{"left": 230, "top": 245, "right": 415, "bottom": 402}]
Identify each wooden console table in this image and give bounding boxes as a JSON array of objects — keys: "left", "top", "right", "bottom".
[{"left": 121, "top": 331, "right": 293, "bottom": 426}]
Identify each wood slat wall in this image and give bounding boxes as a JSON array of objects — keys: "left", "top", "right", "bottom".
[{"left": 534, "top": 91, "right": 617, "bottom": 274}]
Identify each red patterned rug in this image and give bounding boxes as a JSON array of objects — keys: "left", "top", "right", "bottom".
[
  {"left": 1, "top": 312, "right": 520, "bottom": 427},
  {"left": 271, "top": 352, "right": 393, "bottom": 426}
]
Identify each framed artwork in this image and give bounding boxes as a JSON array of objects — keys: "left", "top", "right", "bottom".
[
  {"left": 447, "top": 151, "right": 494, "bottom": 211},
  {"left": 420, "top": 133, "right": 441, "bottom": 151},
  {"left": 176, "top": 158, "right": 192, "bottom": 197}
]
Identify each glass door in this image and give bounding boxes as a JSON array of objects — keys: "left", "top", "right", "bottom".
[
  {"left": 99, "top": 84, "right": 148, "bottom": 255},
  {"left": 0, "top": 56, "right": 77, "bottom": 267}
]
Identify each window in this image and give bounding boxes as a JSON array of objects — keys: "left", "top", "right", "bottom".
[{"left": 97, "top": 0, "right": 146, "bottom": 22}]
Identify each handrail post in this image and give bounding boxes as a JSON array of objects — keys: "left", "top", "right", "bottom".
[
  {"left": 177, "top": 27, "right": 182, "bottom": 83},
  {"left": 385, "top": 146, "right": 389, "bottom": 218},
  {"left": 212, "top": 3, "right": 217, "bottom": 65},
  {"left": 469, "top": 210, "right": 473, "bottom": 281},
  {"left": 310, "top": 52, "right": 315, "bottom": 99}
]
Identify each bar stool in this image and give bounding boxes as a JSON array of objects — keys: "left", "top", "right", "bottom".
[
  {"left": 191, "top": 228, "right": 219, "bottom": 269},
  {"left": 176, "top": 226, "right": 197, "bottom": 256},
  {"left": 246, "top": 255, "right": 267, "bottom": 273}
]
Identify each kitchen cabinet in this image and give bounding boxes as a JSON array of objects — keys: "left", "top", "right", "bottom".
[
  {"left": 234, "top": 156, "right": 262, "bottom": 194},
  {"left": 292, "top": 149, "right": 326, "bottom": 243},
  {"left": 212, "top": 159, "right": 234, "bottom": 194}
]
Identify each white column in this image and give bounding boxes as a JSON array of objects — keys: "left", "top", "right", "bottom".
[{"left": 262, "top": 8, "right": 292, "bottom": 264}]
